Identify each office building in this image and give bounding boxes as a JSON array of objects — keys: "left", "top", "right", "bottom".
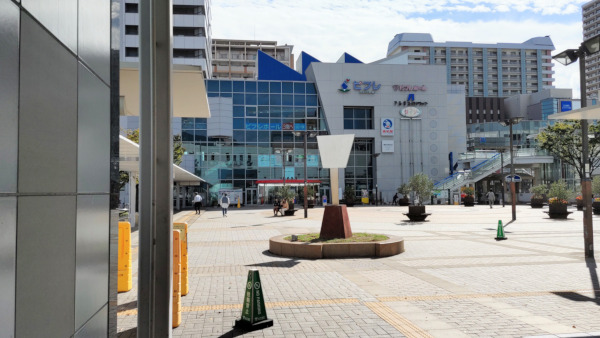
[
  {"left": 120, "top": 0, "right": 212, "bottom": 78},
  {"left": 1, "top": 0, "right": 118, "bottom": 336},
  {"left": 386, "top": 33, "right": 555, "bottom": 123},
  {"left": 584, "top": 0, "right": 600, "bottom": 99},
  {"left": 211, "top": 39, "right": 294, "bottom": 79}
]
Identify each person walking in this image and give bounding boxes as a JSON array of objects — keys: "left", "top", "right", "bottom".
[
  {"left": 392, "top": 193, "right": 398, "bottom": 206},
  {"left": 220, "top": 193, "right": 230, "bottom": 217},
  {"left": 192, "top": 192, "right": 202, "bottom": 214},
  {"left": 486, "top": 189, "right": 495, "bottom": 208}
]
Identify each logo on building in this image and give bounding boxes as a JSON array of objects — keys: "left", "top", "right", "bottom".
[
  {"left": 338, "top": 79, "right": 381, "bottom": 94},
  {"left": 339, "top": 79, "right": 351, "bottom": 92},
  {"left": 381, "top": 118, "right": 394, "bottom": 136},
  {"left": 400, "top": 107, "right": 422, "bottom": 118},
  {"left": 394, "top": 94, "right": 428, "bottom": 107}
]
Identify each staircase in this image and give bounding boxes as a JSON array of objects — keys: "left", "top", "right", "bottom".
[{"left": 434, "top": 153, "right": 511, "bottom": 191}]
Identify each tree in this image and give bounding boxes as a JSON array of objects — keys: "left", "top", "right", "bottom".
[
  {"left": 536, "top": 121, "right": 600, "bottom": 180},
  {"left": 119, "top": 129, "right": 186, "bottom": 190},
  {"left": 409, "top": 173, "right": 434, "bottom": 206}
]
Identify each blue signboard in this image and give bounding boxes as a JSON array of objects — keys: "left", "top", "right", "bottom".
[
  {"left": 258, "top": 123, "right": 270, "bottom": 130},
  {"left": 295, "top": 123, "right": 306, "bottom": 131},
  {"left": 270, "top": 123, "right": 281, "bottom": 130},
  {"left": 258, "top": 155, "right": 270, "bottom": 167},
  {"left": 284, "top": 167, "right": 295, "bottom": 179},
  {"left": 245, "top": 122, "right": 257, "bottom": 130},
  {"left": 307, "top": 155, "right": 319, "bottom": 167},
  {"left": 561, "top": 100, "right": 572, "bottom": 112}
]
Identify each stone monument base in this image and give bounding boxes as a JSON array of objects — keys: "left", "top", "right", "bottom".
[{"left": 319, "top": 205, "right": 352, "bottom": 239}]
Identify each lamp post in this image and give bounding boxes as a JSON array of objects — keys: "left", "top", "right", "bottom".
[
  {"left": 499, "top": 117, "right": 522, "bottom": 221},
  {"left": 292, "top": 131, "right": 318, "bottom": 218},
  {"left": 553, "top": 34, "right": 600, "bottom": 258},
  {"left": 372, "top": 153, "right": 380, "bottom": 205},
  {"left": 274, "top": 148, "right": 292, "bottom": 186}
]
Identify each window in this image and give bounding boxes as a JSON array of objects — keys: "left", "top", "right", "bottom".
[
  {"left": 125, "top": 47, "right": 138, "bottom": 57},
  {"left": 125, "top": 3, "right": 138, "bottom": 13},
  {"left": 343, "top": 107, "right": 373, "bottom": 130},
  {"left": 125, "top": 25, "right": 138, "bottom": 35}
]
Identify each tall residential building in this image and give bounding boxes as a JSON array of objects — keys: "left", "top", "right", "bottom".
[
  {"left": 120, "top": 0, "right": 212, "bottom": 78},
  {"left": 583, "top": 0, "right": 600, "bottom": 99},
  {"left": 386, "top": 33, "right": 555, "bottom": 123},
  {"left": 211, "top": 39, "right": 294, "bottom": 78}
]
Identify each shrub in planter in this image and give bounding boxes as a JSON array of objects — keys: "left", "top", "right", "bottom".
[
  {"left": 593, "top": 197, "right": 600, "bottom": 215},
  {"left": 576, "top": 195, "right": 583, "bottom": 210},
  {"left": 397, "top": 183, "right": 411, "bottom": 206},
  {"left": 530, "top": 185, "right": 547, "bottom": 208},
  {"left": 343, "top": 185, "right": 356, "bottom": 206},
  {"left": 547, "top": 180, "right": 572, "bottom": 219},
  {"left": 404, "top": 173, "right": 433, "bottom": 221},
  {"left": 461, "top": 186, "right": 475, "bottom": 206}
]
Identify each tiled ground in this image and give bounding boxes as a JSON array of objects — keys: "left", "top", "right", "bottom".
[{"left": 118, "top": 204, "right": 600, "bottom": 337}]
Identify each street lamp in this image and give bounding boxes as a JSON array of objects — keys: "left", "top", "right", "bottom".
[
  {"left": 274, "top": 148, "right": 292, "bottom": 186},
  {"left": 372, "top": 153, "right": 380, "bottom": 205},
  {"left": 499, "top": 117, "right": 522, "bottom": 221},
  {"left": 292, "top": 130, "right": 318, "bottom": 218},
  {"left": 553, "top": 34, "right": 600, "bottom": 258}
]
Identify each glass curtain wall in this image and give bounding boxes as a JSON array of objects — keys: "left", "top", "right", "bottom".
[{"left": 182, "top": 80, "right": 329, "bottom": 203}]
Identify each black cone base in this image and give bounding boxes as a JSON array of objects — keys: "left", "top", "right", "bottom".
[
  {"left": 495, "top": 237, "right": 507, "bottom": 241},
  {"left": 234, "top": 318, "right": 274, "bottom": 331}
]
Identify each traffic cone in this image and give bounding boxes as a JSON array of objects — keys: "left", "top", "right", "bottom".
[{"left": 495, "top": 220, "right": 507, "bottom": 240}]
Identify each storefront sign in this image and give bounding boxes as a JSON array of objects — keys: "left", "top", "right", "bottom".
[
  {"left": 338, "top": 78, "right": 381, "bottom": 94},
  {"left": 394, "top": 94, "right": 428, "bottom": 106},
  {"left": 307, "top": 155, "right": 319, "bottom": 167},
  {"left": 382, "top": 140, "right": 394, "bottom": 153},
  {"left": 561, "top": 100, "right": 572, "bottom": 112},
  {"left": 381, "top": 118, "right": 394, "bottom": 136},
  {"left": 393, "top": 85, "right": 427, "bottom": 91},
  {"left": 400, "top": 107, "right": 422, "bottom": 118}
]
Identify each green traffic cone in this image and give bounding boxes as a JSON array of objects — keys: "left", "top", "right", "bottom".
[{"left": 495, "top": 220, "right": 507, "bottom": 240}]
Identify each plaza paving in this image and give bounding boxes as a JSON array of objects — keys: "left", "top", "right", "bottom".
[{"left": 118, "top": 204, "right": 600, "bottom": 337}]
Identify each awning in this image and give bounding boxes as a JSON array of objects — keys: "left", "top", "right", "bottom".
[
  {"left": 548, "top": 105, "right": 600, "bottom": 120},
  {"left": 119, "top": 135, "right": 204, "bottom": 183},
  {"left": 119, "top": 62, "right": 211, "bottom": 118}
]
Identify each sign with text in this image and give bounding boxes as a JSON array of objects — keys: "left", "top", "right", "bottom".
[
  {"left": 381, "top": 118, "right": 394, "bottom": 136},
  {"left": 382, "top": 140, "right": 394, "bottom": 153},
  {"left": 560, "top": 100, "right": 572, "bottom": 112}
]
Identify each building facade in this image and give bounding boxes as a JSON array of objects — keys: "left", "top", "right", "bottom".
[
  {"left": 120, "top": 0, "right": 212, "bottom": 77},
  {"left": 386, "top": 33, "right": 555, "bottom": 124},
  {"left": 584, "top": 0, "right": 600, "bottom": 99},
  {"left": 1, "top": 0, "right": 118, "bottom": 336},
  {"left": 211, "top": 39, "right": 294, "bottom": 79}
]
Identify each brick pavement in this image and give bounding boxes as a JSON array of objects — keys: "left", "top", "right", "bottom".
[{"left": 118, "top": 204, "right": 600, "bottom": 337}]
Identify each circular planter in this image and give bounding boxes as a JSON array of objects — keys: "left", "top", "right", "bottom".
[
  {"left": 547, "top": 203, "right": 570, "bottom": 219},
  {"left": 403, "top": 205, "right": 431, "bottom": 221},
  {"left": 463, "top": 196, "right": 475, "bottom": 207},
  {"left": 531, "top": 198, "right": 545, "bottom": 208},
  {"left": 593, "top": 201, "right": 600, "bottom": 215},
  {"left": 398, "top": 198, "right": 410, "bottom": 206}
]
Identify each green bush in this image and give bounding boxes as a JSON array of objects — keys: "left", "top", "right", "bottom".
[
  {"left": 530, "top": 185, "right": 547, "bottom": 199},
  {"left": 461, "top": 186, "right": 474, "bottom": 196},
  {"left": 409, "top": 173, "right": 434, "bottom": 206},
  {"left": 343, "top": 185, "right": 356, "bottom": 203},
  {"left": 548, "top": 180, "right": 571, "bottom": 203}
]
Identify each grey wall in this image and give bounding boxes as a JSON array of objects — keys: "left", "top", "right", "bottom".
[
  {"left": 0, "top": 0, "right": 115, "bottom": 336},
  {"left": 306, "top": 62, "right": 466, "bottom": 201}
]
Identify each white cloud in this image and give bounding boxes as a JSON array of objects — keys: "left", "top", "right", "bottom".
[{"left": 211, "top": 0, "right": 586, "bottom": 97}]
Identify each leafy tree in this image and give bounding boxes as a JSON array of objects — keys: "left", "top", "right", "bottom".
[
  {"left": 530, "top": 184, "right": 548, "bottom": 199},
  {"left": 397, "top": 183, "right": 411, "bottom": 197},
  {"left": 536, "top": 121, "right": 600, "bottom": 180},
  {"left": 409, "top": 173, "right": 434, "bottom": 206},
  {"left": 119, "top": 129, "right": 186, "bottom": 189}
]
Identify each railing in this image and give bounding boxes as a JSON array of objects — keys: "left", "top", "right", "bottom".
[{"left": 435, "top": 153, "right": 511, "bottom": 191}]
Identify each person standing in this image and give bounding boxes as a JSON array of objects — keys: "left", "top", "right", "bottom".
[
  {"left": 220, "top": 193, "right": 230, "bottom": 217},
  {"left": 486, "top": 189, "right": 495, "bottom": 208},
  {"left": 192, "top": 192, "right": 202, "bottom": 214}
]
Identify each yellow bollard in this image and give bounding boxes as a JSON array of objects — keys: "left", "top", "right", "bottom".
[
  {"left": 237, "top": 198, "right": 241, "bottom": 208},
  {"left": 173, "top": 222, "right": 189, "bottom": 296},
  {"left": 172, "top": 230, "right": 182, "bottom": 328},
  {"left": 118, "top": 222, "right": 132, "bottom": 292}
]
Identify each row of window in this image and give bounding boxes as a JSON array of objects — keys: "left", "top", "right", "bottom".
[
  {"left": 125, "top": 25, "right": 206, "bottom": 37},
  {"left": 125, "top": 3, "right": 206, "bottom": 15},
  {"left": 125, "top": 47, "right": 206, "bottom": 58},
  {"left": 206, "top": 80, "right": 316, "bottom": 94}
]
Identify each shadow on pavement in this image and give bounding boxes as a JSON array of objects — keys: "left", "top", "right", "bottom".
[
  {"left": 553, "top": 257, "right": 600, "bottom": 306},
  {"left": 218, "top": 328, "right": 247, "bottom": 337},
  {"left": 117, "top": 327, "right": 136, "bottom": 338},
  {"left": 117, "top": 301, "right": 137, "bottom": 312}
]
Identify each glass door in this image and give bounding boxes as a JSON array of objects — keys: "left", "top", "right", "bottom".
[{"left": 246, "top": 188, "right": 258, "bottom": 205}]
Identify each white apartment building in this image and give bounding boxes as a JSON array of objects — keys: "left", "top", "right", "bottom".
[
  {"left": 211, "top": 39, "right": 294, "bottom": 79},
  {"left": 120, "top": 0, "right": 212, "bottom": 78},
  {"left": 584, "top": 0, "right": 600, "bottom": 99}
]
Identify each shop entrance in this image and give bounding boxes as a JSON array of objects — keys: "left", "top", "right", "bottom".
[{"left": 246, "top": 188, "right": 258, "bottom": 205}]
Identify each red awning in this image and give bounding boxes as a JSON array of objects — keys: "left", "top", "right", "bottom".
[{"left": 255, "top": 179, "right": 322, "bottom": 184}]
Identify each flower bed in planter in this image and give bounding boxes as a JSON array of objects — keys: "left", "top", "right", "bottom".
[
  {"left": 530, "top": 198, "right": 545, "bottom": 208},
  {"left": 462, "top": 195, "right": 475, "bottom": 207},
  {"left": 545, "top": 198, "right": 571, "bottom": 219}
]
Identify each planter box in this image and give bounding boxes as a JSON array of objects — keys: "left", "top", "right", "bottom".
[
  {"left": 531, "top": 198, "right": 545, "bottom": 209},
  {"left": 463, "top": 196, "right": 475, "bottom": 207},
  {"left": 403, "top": 205, "right": 430, "bottom": 222},
  {"left": 547, "top": 203, "right": 570, "bottom": 219},
  {"left": 593, "top": 201, "right": 600, "bottom": 215}
]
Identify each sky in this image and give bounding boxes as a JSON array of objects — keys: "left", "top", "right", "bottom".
[{"left": 211, "top": 0, "right": 591, "bottom": 98}]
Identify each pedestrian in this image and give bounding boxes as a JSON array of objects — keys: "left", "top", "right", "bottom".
[
  {"left": 486, "top": 189, "right": 495, "bottom": 208},
  {"left": 392, "top": 193, "right": 398, "bottom": 205},
  {"left": 192, "top": 192, "right": 202, "bottom": 214},
  {"left": 220, "top": 193, "right": 230, "bottom": 217},
  {"left": 273, "top": 199, "right": 281, "bottom": 216}
]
